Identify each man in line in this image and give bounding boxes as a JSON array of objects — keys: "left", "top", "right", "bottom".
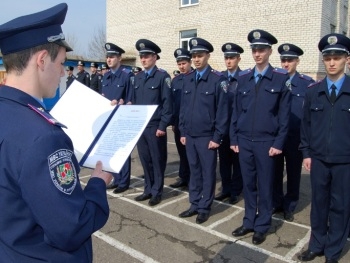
[
  {"left": 273, "top": 43, "right": 314, "bottom": 222},
  {"left": 179, "top": 37, "right": 229, "bottom": 224},
  {"left": 298, "top": 34, "right": 350, "bottom": 263},
  {"left": 0, "top": 4, "right": 112, "bottom": 262},
  {"left": 215, "top": 42, "right": 243, "bottom": 205},
  {"left": 76, "top": 60, "right": 90, "bottom": 87},
  {"left": 102, "top": 42, "right": 134, "bottom": 193},
  {"left": 65, "top": 66, "right": 75, "bottom": 90},
  {"left": 90, "top": 62, "right": 102, "bottom": 93},
  {"left": 230, "top": 29, "right": 291, "bottom": 245},
  {"left": 169, "top": 48, "right": 192, "bottom": 189},
  {"left": 132, "top": 39, "right": 173, "bottom": 206}
]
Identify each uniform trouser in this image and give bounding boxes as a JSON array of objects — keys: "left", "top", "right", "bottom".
[
  {"left": 238, "top": 138, "right": 275, "bottom": 234},
  {"left": 273, "top": 137, "right": 303, "bottom": 212},
  {"left": 111, "top": 157, "right": 131, "bottom": 188},
  {"left": 186, "top": 135, "right": 217, "bottom": 214},
  {"left": 137, "top": 126, "right": 167, "bottom": 197},
  {"left": 218, "top": 135, "right": 243, "bottom": 197},
  {"left": 174, "top": 127, "right": 190, "bottom": 183},
  {"left": 308, "top": 158, "right": 350, "bottom": 260}
]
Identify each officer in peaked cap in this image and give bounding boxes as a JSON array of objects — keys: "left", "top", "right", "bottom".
[
  {"left": 101, "top": 63, "right": 109, "bottom": 76},
  {"left": 273, "top": 43, "right": 314, "bottom": 223},
  {"left": 169, "top": 47, "right": 192, "bottom": 190},
  {"left": 214, "top": 42, "right": 244, "bottom": 206},
  {"left": 178, "top": 37, "right": 229, "bottom": 224},
  {"left": 298, "top": 33, "right": 350, "bottom": 262},
  {"left": 132, "top": 66, "right": 142, "bottom": 75},
  {"left": 132, "top": 38, "right": 172, "bottom": 206},
  {"left": 102, "top": 42, "right": 134, "bottom": 194},
  {"left": 247, "top": 29, "right": 278, "bottom": 48},
  {"left": 231, "top": 29, "right": 291, "bottom": 245},
  {"left": 0, "top": 3, "right": 112, "bottom": 262},
  {"left": 135, "top": 39, "right": 161, "bottom": 59},
  {"left": 76, "top": 60, "right": 90, "bottom": 86},
  {"left": 65, "top": 66, "right": 75, "bottom": 90},
  {"left": 90, "top": 62, "right": 102, "bottom": 93}
]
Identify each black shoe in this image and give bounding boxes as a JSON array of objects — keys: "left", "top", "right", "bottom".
[
  {"left": 298, "top": 249, "right": 323, "bottom": 261},
  {"left": 148, "top": 196, "right": 161, "bottom": 206},
  {"left": 106, "top": 184, "right": 118, "bottom": 190},
  {"left": 113, "top": 186, "right": 128, "bottom": 194},
  {"left": 214, "top": 193, "right": 230, "bottom": 201},
  {"left": 252, "top": 232, "right": 266, "bottom": 245},
  {"left": 325, "top": 259, "right": 338, "bottom": 263},
  {"left": 196, "top": 213, "right": 209, "bottom": 224},
  {"left": 232, "top": 226, "right": 254, "bottom": 237},
  {"left": 134, "top": 193, "right": 152, "bottom": 201},
  {"left": 169, "top": 180, "right": 187, "bottom": 188},
  {"left": 272, "top": 207, "right": 283, "bottom": 214},
  {"left": 284, "top": 211, "right": 294, "bottom": 222},
  {"left": 179, "top": 208, "right": 198, "bottom": 218},
  {"left": 229, "top": 196, "right": 239, "bottom": 204}
]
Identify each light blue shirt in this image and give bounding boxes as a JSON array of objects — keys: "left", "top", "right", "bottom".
[
  {"left": 254, "top": 66, "right": 269, "bottom": 83},
  {"left": 326, "top": 74, "right": 345, "bottom": 96},
  {"left": 196, "top": 66, "right": 209, "bottom": 79}
]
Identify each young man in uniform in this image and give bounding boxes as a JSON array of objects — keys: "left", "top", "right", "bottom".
[
  {"left": 102, "top": 42, "right": 134, "bottom": 194},
  {"left": 298, "top": 33, "right": 350, "bottom": 263},
  {"left": 132, "top": 39, "right": 173, "bottom": 206},
  {"left": 65, "top": 65, "right": 75, "bottom": 90},
  {"left": 90, "top": 62, "right": 102, "bottom": 93},
  {"left": 0, "top": 4, "right": 112, "bottom": 262},
  {"left": 169, "top": 48, "right": 192, "bottom": 189},
  {"left": 230, "top": 29, "right": 291, "bottom": 244},
  {"left": 76, "top": 60, "right": 90, "bottom": 87},
  {"left": 273, "top": 43, "right": 314, "bottom": 222},
  {"left": 215, "top": 42, "right": 244, "bottom": 205},
  {"left": 178, "top": 37, "right": 229, "bottom": 224}
]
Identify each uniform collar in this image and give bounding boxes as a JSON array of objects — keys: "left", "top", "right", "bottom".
[{"left": 0, "top": 85, "right": 43, "bottom": 109}]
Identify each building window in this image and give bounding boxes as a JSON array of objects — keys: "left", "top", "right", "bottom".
[
  {"left": 180, "top": 29, "right": 197, "bottom": 50},
  {"left": 330, "top": 24, "right": 336, "bottom": 33},
  {"left": 181, "top": 0, "right": 199, "bottom": 7}
]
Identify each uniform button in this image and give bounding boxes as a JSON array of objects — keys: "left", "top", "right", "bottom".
[
  {"left": 206, "top": 92, "right": 208, "bottom": 94},
  {"left": 271, "top": 89, "right": 274, "bottom": 92},
  {"left": 315, "top": 108, "right": 318, "bottom": 110},
  {"left": 243, "top": 92, "right": 246, "bottom": 94},
  {"left": 297, "top": 94, "right": 300, "bottom": 96}
]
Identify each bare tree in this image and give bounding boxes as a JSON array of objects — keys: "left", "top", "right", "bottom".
[
  {"left": 65, "top": 33, "right": 82, "bottom": 57},
  {"left": 86, "top": 26, "right": 106, "bottom": 60}
]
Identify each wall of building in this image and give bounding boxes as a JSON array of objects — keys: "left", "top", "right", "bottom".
[{"left": 106, "top": 0, "right": 349, "bottom": 80}]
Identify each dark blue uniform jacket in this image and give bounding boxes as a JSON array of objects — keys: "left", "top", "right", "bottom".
[
  {"left": 230, "top": 65, "right": 291, "bottom": 150},
  {"left": 132, "top": 66, "right": 173, "bottom": 131},
  {"left": 179, "top": 65, "right": 229, "bottom": 144},
  {"left": 0, "top": 86, "right": 109, "bottom": 262},
  {"left": 300, "top": 75, "right": 350, "bottom": 163}
]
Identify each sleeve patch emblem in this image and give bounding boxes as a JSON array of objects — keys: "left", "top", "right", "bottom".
[{"left": 48, "top": 149, "right": 77, "bottom": 195}]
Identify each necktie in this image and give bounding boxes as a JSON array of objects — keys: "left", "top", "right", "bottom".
[
  {"left": 196, "top": 73, "right": 200, "bottom": 84},
  {"left": 255, "top": 74, "right": 262, "bottom": 92},
  {"left": 330, "top": 84, "right": 337, "bottom": 104},
  {"left": 145, "top": 72, "right": 149, "bottom": 79},
  {"left": 228, "top": 76, "right": 233, "bottom": 82}
]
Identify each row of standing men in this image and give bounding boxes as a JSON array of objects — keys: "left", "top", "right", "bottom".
[{"left": 69, "top": 29, "right": 350, "bottom": 263}]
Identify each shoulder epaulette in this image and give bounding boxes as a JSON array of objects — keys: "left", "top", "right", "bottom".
[
  {"left": 210, "top": 69, "right": 223, "bottom": 76},
  {"left": 273, "top": 68, "right": 288, "bottom": 75},
  {"left": 157, "top": 68, "right": 167, "bottom": 73},
  {"left": 308, "top": 80, "right": 321, "bottom": 88},
  {"left": 122, "top": 68, "right": 131, "bottom": 74},
  {"left": 299, "top": 74, "right": 313, "bottom": 82},
  {"left": 28, "top": 104, "right": 67, "bottom": 128},
  {"left": 239, "top": 68, "right": 252, "bottom": 77}
]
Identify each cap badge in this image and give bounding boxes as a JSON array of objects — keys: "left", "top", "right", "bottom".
[
  {"left": 226, "top": 44, "right": 232, "bottom": 50},
  {"left": 191, "top": 39, "right": 198, "bottom": 46},
  {"left": 105, "top": 44, "right": 110, "bottom": 50},
  {"left": 328, "top": 36, "right": 338, "bottom": 45},
  {"left": 139, "top": 43, "right": 145, "bottom": 49},
  {"left": 253, "top": 31, "right": 261, "bottom": 39},
  {"left": 176, "top": 49, "right": 182, "bottom": 55},
  {"left": 47, "top": 33, "right": 65, "bottom": 42},
  {"left": 283, "top": 45, "right": 290, "bottom": 51}
]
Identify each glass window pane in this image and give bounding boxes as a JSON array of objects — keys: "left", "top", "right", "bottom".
[
  {"left": 181, "top": 29, "right": 197, "bottom": 38},
  {"left": 191, "top": 0, "right": 199, "bottom": 4},
  {"left": 182, "top": 0, "right": 189, "bottom": 5}
]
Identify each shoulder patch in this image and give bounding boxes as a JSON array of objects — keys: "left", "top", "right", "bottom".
[
  {"left": 220, "top": 80, "right": 228, "bottom": 93},
  {"left": 273, "top": 68, "right": 288, "bottom": 75},
  {"left": 211, "top": 69, "right": 223, "bottom": 76},
  {"left": 299, "top": 74, "right": 313, "bottom": 82},
  {"left": 48, "top": 149, "right": 77, "bottom": 195},
  {"left": 28, "top": 104, "right": 67, "bottom": 128},
  {"left": 165, "top": 77, "right": 171, "bottom": 88},
  {"left": 239, "top": 68, "right": 252, "bottom": 77},
  {"left": 308, "top": 80, "right": 321, "bottom": 88}
]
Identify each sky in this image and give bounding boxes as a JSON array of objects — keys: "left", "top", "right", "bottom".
[{"left": 0, "top": 0, "right": 106, "bottom": 55}]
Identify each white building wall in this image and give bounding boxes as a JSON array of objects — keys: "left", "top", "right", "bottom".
[{"left": 107, "top": 0, "right": 348, "bottom": 79}]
